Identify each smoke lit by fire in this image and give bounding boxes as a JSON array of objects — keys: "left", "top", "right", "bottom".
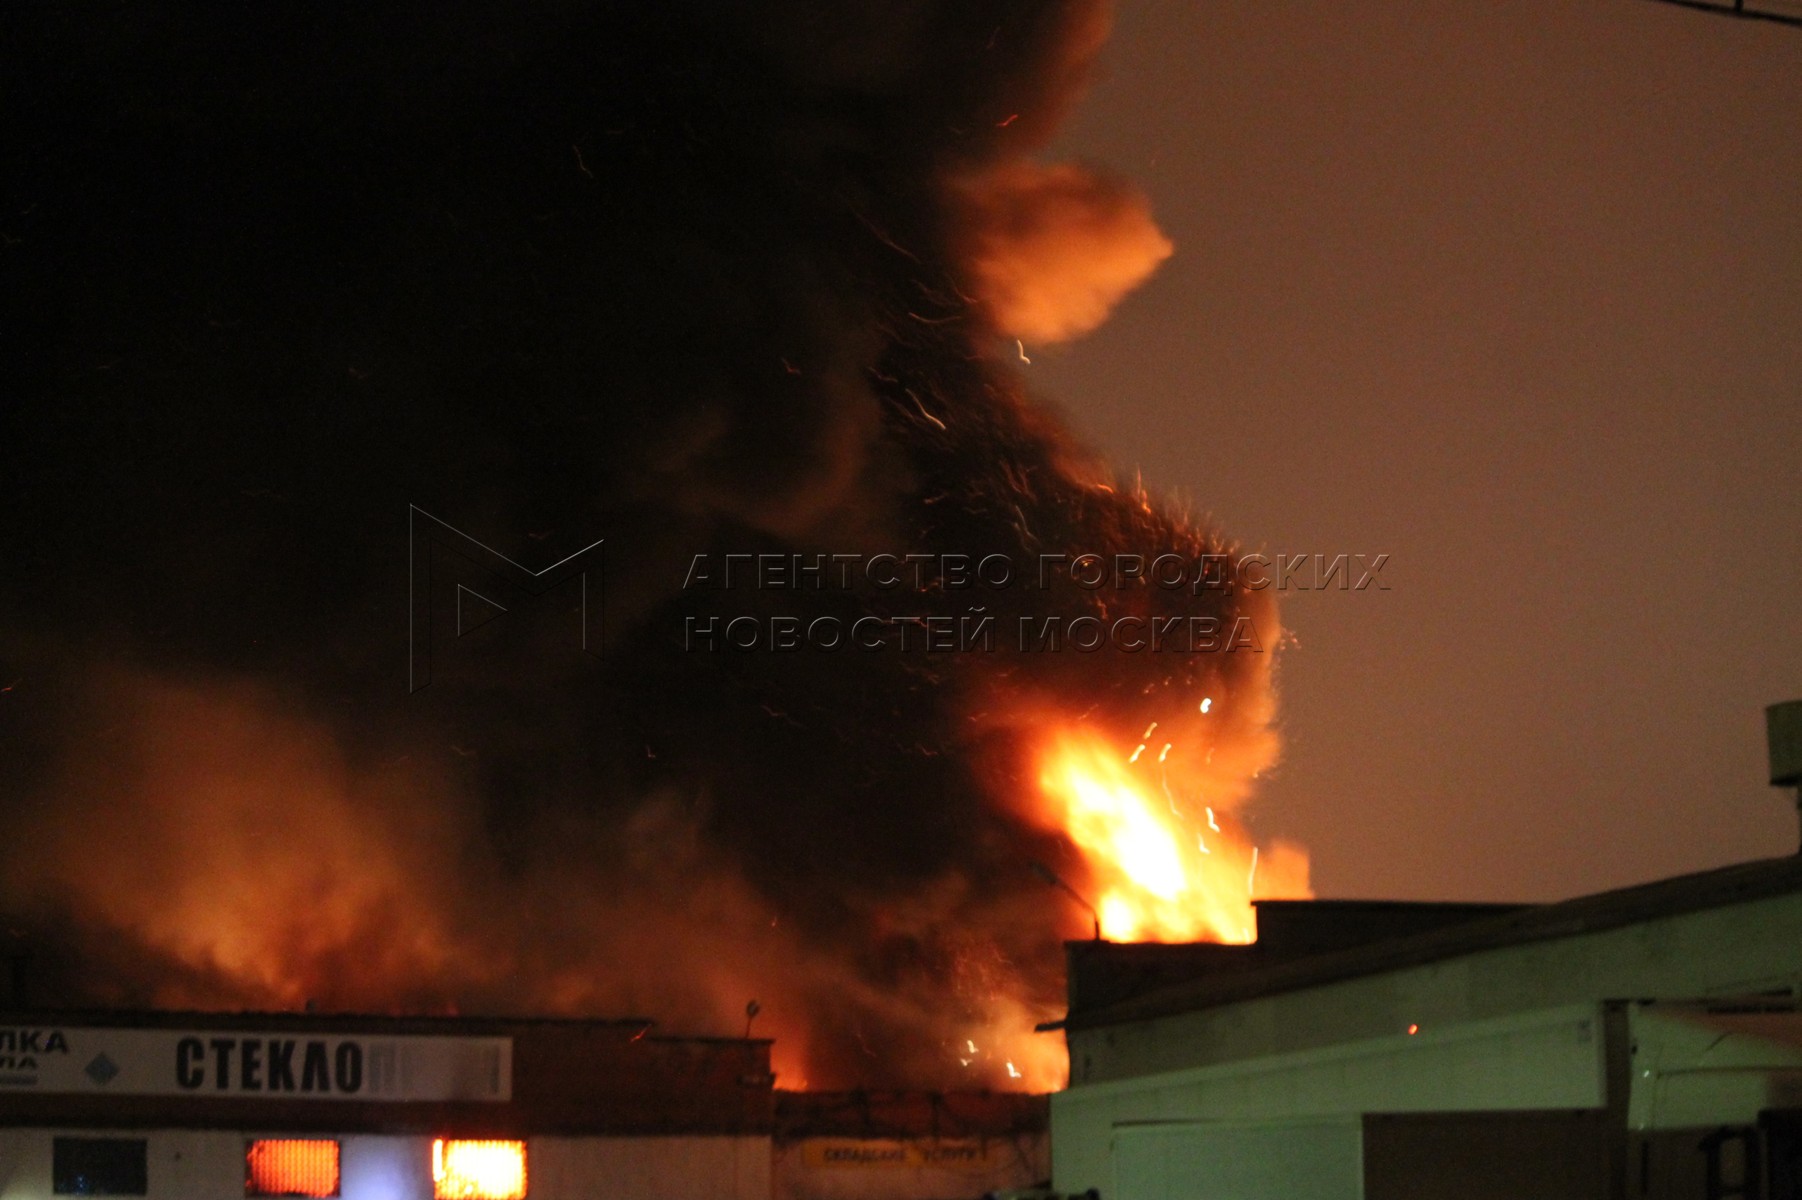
[
  {"left": 953, "top": 161, "right": 1175, "bottom": 344},
  {"left": 3, "top": 0, "right": 1307, "bottom": 1094}
]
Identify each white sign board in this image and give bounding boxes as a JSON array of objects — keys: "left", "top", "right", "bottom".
[{"left": 0, "top": 1025, "right": 511, "bottom": 1102}]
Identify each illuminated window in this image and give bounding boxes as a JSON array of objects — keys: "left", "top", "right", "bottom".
[
  {"left": 432, "top": 1140, "right": 527, "bottom": 1200},
  {"left": 53, "top": 1138, "right": 147, "bottom": 1196},
  {"left": 246, "top": 1139, "right": 341, "bottom": 1197}
]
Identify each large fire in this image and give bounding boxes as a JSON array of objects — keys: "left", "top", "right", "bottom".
[
  {"left": 3, "top": 0, "right": 1316, "bottom": 1100},
  {"left": 961, "top": 705, "right": 1308, "bottom": 1092},
  {"left": 1036, "top": 721, "right": 1310, "bottom": 944}
]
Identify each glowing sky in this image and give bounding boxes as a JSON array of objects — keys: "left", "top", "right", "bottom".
[{"left": 1036, "top": 2, "right": 1802, "bottom": 901}]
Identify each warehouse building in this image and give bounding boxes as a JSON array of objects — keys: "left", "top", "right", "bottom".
[
  {"left": 0, "top": 1011, "right": 774, "bottom": 1200},
  {"left": 1048, "top": 857, "right": 1802, "bottom": 1199},
  {"left": 1047, "top": 697, "right": 1802, "bottom": 1200},
  {"left": 0, "top": 1009, "right": 1049, "bottom": 1200}
]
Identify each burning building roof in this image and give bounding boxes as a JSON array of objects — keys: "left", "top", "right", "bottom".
[{"left": 1055, "top": 853, "right": 1802, "bottom": 1034}]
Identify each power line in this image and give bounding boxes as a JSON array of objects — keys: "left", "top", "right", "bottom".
[{"left": 1643, "top": 0, "right": 1802, "bottom": 28}]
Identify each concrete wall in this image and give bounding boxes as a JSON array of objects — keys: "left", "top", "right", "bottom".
[
  {"left": 1066, "top": 891, "right": 1802, "bottom": 1089},
  {"left": 1111, "top": 1119, "right": 1361, "bottom": 1200},
  {"left": 0, "top": 1129, "right": 771, "bottom": 1200},
  {"left": 1053, "top": 889, "right": 1802, "bottom": 1197},
  {"left": 1054, "top": 1004, "right": 1605, "bottom": 1196},
  {"left": 1627, "top": 1005, "right": 1802, "bottom": 1130}
]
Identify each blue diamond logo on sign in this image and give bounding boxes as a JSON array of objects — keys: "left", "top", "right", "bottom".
[{"left": 85, "top": 1053, "right": 119, "bottom": 1085}]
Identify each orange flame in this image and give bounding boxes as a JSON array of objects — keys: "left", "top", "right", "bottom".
[
  {"left": 1037, "top": 726, "right": 1309, "bottom": 943},
  {"left": 432, "top": 1140, "right": 527, "bottom": 1200},
  {"left": 246, "top": 1140, "right": 340, "bottom": 1198}
]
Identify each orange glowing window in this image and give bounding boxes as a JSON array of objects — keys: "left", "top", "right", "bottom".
[
  {"left": 432, "top": 1140, "right": 527, "bottom": 1200},
  {"left": 245, "top": 1140, "right": 340, "bottom": 1198}
]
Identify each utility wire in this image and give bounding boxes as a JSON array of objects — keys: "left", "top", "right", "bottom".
[{"left": 1643, "top": 0, "right": 1802, "bottom": 28}]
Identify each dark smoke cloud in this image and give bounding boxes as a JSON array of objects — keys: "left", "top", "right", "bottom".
[{"left": 1, "top": 0, "right": 1279, "bottom": 1087}]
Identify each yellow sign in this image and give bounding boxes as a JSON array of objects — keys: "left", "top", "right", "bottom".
[{"left": 801, "top": 1140, "right": 1001, "bottom": 1170}]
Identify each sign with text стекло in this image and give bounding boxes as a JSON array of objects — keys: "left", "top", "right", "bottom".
[{"left": 0, "top": 1026, "right": 511, "bottom": 1102}]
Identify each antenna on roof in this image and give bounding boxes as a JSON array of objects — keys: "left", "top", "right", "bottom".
[
  {"left": 1031, "top": 861, "right": 1103, "bottom": 941},
  {"left": 1766, "top": 700, "right": 1802, "bottom": 853}
]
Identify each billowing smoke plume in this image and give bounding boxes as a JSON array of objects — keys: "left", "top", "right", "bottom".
[{"left": 1, "top": 0, "right": 1286, "bottom": 1088}]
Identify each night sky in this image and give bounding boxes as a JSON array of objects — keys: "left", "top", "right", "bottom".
[{"left": 1037, "top": 1, "right": 1802, "bottom": 902}]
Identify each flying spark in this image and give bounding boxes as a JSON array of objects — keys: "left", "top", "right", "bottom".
[{"left": 908, "top": 391, "right": 947, "bottom": 430}]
